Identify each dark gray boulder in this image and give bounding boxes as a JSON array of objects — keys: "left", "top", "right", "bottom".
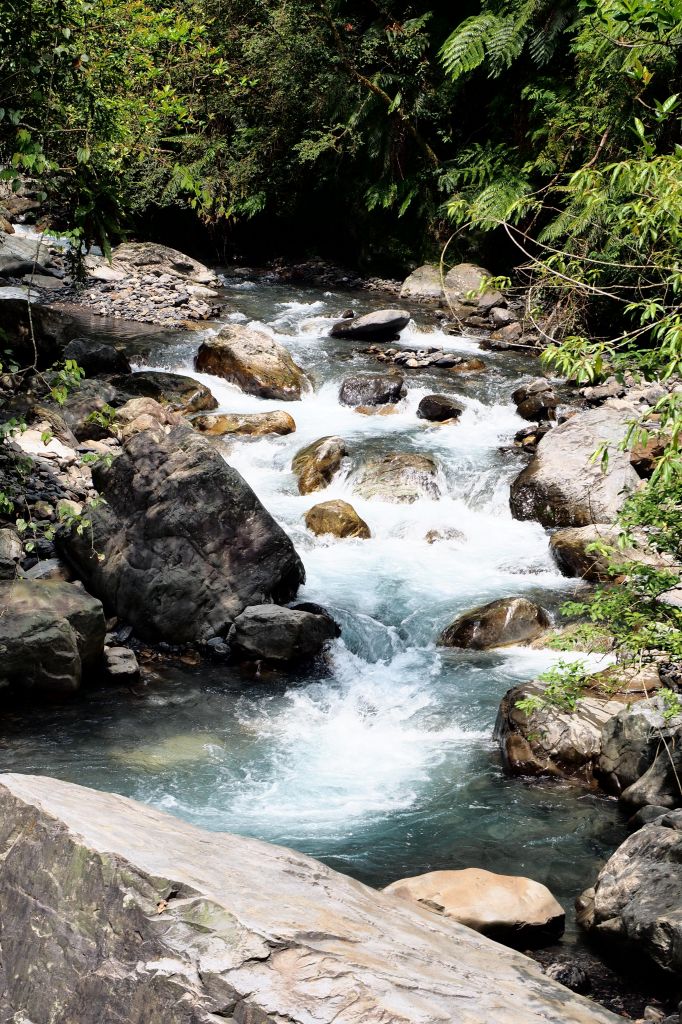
[
  {"left": 599, "top": 697, "right": 682, "bottom": 801},
  {"left": 0, "top": 580, "right": 105, "bottom": 695},
  {"left": 330, "top": 308, "right": 411, "bottom": 340},
  {"left": 510, "top": 406, "right": 641, "bottom": 527},
  {"left": 512, "top": 380, "right": 558, "bottom": 422},
  {"left": 111, "top": 370, "right": 217, "bottom": 414},
  {"left": 60, "top": 424, "right": 305, "bottom": 643},
  {"left": 63, "top": 338, "right": 132, "bottom": 377},
  {"left": 338, "top": 374, "right": 406, "bottom": 407},
  {"left": 417, "top": 394, "right": 464, "bottom": 422},
  {"left": 229, "top": 604, "right": 340, "bottom": 664},
  {"left": 439, "top": 597, "right": 550, "bottom": 650}
]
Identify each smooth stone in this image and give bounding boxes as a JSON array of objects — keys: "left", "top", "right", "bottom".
[
  {"left": 111, "top": 241, "right": 217, "bottom": 284},
  {"left": 417, "top": 394, "right": 464, "bottom": 422},
  {"left": 193, "top": 410, "right": 296, "bottom": 437},
  {"left": 196, "top": 324, "right": 310, "bottom": 401},
  {"left": 443, "top": 263, "right": 503, "bottom": 312},
  {"left": 304, "top": 499, "right": 370, "bottom": 539},
  {"left": 102, "top": 646, "right": 140, "bottom": 684},
  {"left": 439, "top": 597, "right": 550, "bottom": 650},
  {"left": 399, "top": 264, "right": 444, "bottom": 302},
  {"left": 329, "top": 308, "right": 410, "bottom": 340},
  {"left": 0, "top": 774, "right": 621, "bottom": 1024},
  {"left": 291, "top": 436, "right": 347, "bottom": 494},
  {"left": 338, "top": 374, "right": 406, "bottom": 407},
  {"left": 228, "top": 604, "right": 340, "bottom": 664},
  {"left": 512, "top": 379, "right": 558, "bottom": 421},
  {"left": 384, "top": 868, "right": 565, "bottom": 948},
  {"left": 353, "top": 452, "right": 440, "bottom": 503},
  {"left": 63, "top": 338, "right": 131, "bottom": 376},
  {"left": 111, "top": 369, "right": 218, "bottom": 414}
]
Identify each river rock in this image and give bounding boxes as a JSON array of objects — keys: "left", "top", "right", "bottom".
[
  {"left": 439, "top": 597, "right": 550, "bottom": 650},
  {"left": 399, "top": 264, "right": 444, "bottom": 302},
  {"left": 338, "top": 373, "right": 406, "bottom": 407},
  {"left": 578, "top": 817, "right": 682, "bottom": 974},
  {"left": 512, "top": 379, "right": 559, "bottom": 421},
  {"left": 63, "top": 338, "right": 132, "bottom": 377},
  {"left": 384, "top": 868, "right": 565, "bottom": 948},
  {"left": 0, "top": 774, "right": 621, "bottom": 1024},
  {"left": 417, "top": 394, "right": 464, "bottom": 422},
  {"left": 114, "top": 397, "right": 184, "bottom": 440},
  {"left": 443, "top": 263, "right": 504, "bottom": 312},
  {"left": 60, "top": 424, "right": 305, "bottom": 643},
  {"left": 509, "top": 406, "right": 641, "bottom": 527},
  {"left": 353, "top": 452, "right": 440, "bottom": 503},
  {"left": 496, "top": 684, "right": 627, "bottom": 782},
  {"left": 330, "top": 308, "right": 411, "bottom": 340},
  {"left": 291, "top": 436, "right": 347, "bottom": 494},
  {"left": 195, "top": 324, "right": 310, "bottom": 401},
  {"left": 112, "top": 370, "right": 218, "bottom": 414},
  {"left": 304, "top": 500, "right": 370, "bottom": 539},
  {"left": 102, "top": 646, "right": 140, "bottom": 684},
  {"left": 111, "top": 241, "right": 217, "bottom": 284},
  {"left": 599, "top": 696, "right": 682, "bottom": 800},
  {"left": 0, "top": 232, "right": 53, "bottom": 277},
  {"left": 0, "top": 528, "right": 22, "bottom": 580},
  {"left": 0, "top": 580, "right": 105, "bottom": 695},
  {"left": 229, "top": 604, "right": 340, "bottom": 664},
  {"left": 550, "top": 524, "right": 674, "bottom": 582},
  {"left": 193, "top": 410, "right": 296, "bottom": 437}
]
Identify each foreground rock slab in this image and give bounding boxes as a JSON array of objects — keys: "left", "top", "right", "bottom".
[
  {"left": 384, "top": 868, "right": 565, "bottom": 948},
  {"left": 61, "top": 425, "right": 304, "bottom": 642},
  {"left": 0, "top": 774, "right": 621, "bottom": 1024},
  {"left": 196, "top": 324, "right": 310, "bottom": 401}
]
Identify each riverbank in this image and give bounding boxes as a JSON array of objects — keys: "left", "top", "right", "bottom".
[{"left": 1, "top": 230, "right": 680, "bottom": 1022}]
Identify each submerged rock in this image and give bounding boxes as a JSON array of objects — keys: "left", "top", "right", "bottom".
[
  {"left": 330, "top": 308, "right": 410, "bottom": 340},
  {"left": 439, "top": 597, "right": 550, "bottom": 650},
  {"left": 304, "top": 499, "right": 370, "bottom": 539},
  {"left": 0, "top": 773, "right": 622, "bottom": 1024},
  {"left": 338, "top": 373, "right": 406, "bottom": 407},
  {"left": 60, "top": 425, "right": 305, "bottom": 642},
  {"left": 291, "top": 436, "right": 347, "bottom": 494},
  {"left": 510, "top": 406, "right": 641, "bottom": 527},
  {"left": 579, "top": 816, "right": 682, "bottom": 975},
  {"left": 417, "top": 394, "right": 464, "bottom": 422},
  {"left": 384, "top": 868, "right": 565, "bottom": 948},
  {"left": 353, "top": 452, "right": 440, "bottom": 503},
  {"left": 0, "top": 580, "right": 105, "bottom": 695},
  {"left": 195, "top": 324, "right": 310, "bottom": 401},
  {"left": 229, "top": 603, "right": 340, "bottom": 664},
  {"left": 193, "top": 410, "right": 296, "bottom": 437}
]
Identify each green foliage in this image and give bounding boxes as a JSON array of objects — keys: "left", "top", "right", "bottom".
[
  {"left": 515, "top": 659, "right": 591, "bottom": 714},
  {"left": 659, "top": 687, "right": 682, "bottom": 723}
]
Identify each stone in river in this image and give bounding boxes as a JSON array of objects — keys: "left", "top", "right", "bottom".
[
  {"left": 438, "top": 597, "right": 550, "bottom": 650},
  {"left": 195, "top": 323, "right": 310, "bottom": 401},
  {"left": 193, "top": 410, "right": 296, "bottom": 436},
  {"left": 330, "top": 308, "right": 411, "bottom": 340},
  {"left": 338, "top": 373, "right": 406, "bottom": 407},
  {"left": 228, "top": 604, "right": 340, "bottom": 664},
  {"left": 417, "top": 394, "right": 464, "bottom": 422},
  {"left": 353, "top": 452, "right": 440, "bottom": 503},
  {"left": 291, "top": 436, "right": 347, "bottom": 494},
  {"left": 304, "top": 499, "right": 370, "bottom": 539}
]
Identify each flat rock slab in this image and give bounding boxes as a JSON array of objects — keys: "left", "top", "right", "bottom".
[{"left": 0, "top": 774, "right": 621, "bottom": 1024}]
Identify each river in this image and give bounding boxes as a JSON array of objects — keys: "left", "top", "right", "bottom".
[{"left": 0, "top": 275, "right": 627, "bottom": 939}]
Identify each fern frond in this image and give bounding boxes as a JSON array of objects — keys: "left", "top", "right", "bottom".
[{"left": 440, "top": 13, "right": 507, "bottom": 80}]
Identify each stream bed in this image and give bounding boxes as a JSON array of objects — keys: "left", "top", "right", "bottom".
[{"left": 0, "top": 277, "right": 628, "bottom": 940}]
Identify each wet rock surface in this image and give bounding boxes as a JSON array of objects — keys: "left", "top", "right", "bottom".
[
  {"left": 193, "top": 410, "right": 296, "bottom": 437},
  {"left": 0, "top": 774, "right": 622, "bottom": 1024},
  {"left": 439, "top": 597, "right": 551, "bottom": 650},
  {"left": 291, "top": 436, "right": 347, "bottom": 494},
  {"left": 330, "top": 307, "right": 411, "bottom": 340},
  {"left": 352, "top": 451, "right": 440, "bottom": 503},
  {"left": 60, "top": 424, "right": 305, "bottom": 643},
  {"left": 228, "top": 603, "right": 340, "bottom": 664},
  {"left": 196, "top": 323, "right": 310, "bottom": 400},
  {"left": 338, "top": 373, "right": 406, "bottom": 407},
  {"left": 304, "top": 499, "right": 371, "bottom": 539},
  {"left": 416, "top": 393, "right": 464, "bottom": 422}
]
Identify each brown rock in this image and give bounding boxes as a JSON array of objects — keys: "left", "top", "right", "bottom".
[
  {"left": 384, "top": 868, "right": 565, "bottom": 948},
  {"left": 291, "top": 436, "right": 347, "bottom": 494},
  {"left": 438, "top": 597, "right": 550, "bottom": 650},
  {"left": 353, "top": 452, "right": 441, "bottom": 503},
  {"left": 305, "top": 500, "right": 370, "bottom": 539},
  {"left": 448, "top": 357, "right": 487, "bottom": 374},
  {"left": 193, "top": 410, "right": 296, "bottom": 437},
  {"left": 196, "top": 324, "right": 310, "bottom": 401}
]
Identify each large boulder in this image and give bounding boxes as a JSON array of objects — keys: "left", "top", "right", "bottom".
[
  {"left": 353, "top": 452, "right": 440, "bottom": 503},
  {"left": 384, "top": 868, "right": 565, "bottom": 949},
  {"left": 112, "top": 370, "right": 218, "bottom": 415},
  {"left": 399, "top": 264, "right": 444, "bottom": 303},
  {"left": 417, "top": 394, "right": 464, "bottom": 422},
  {"left": 193, "top": 410, "right": 296, "bottom": 437},
  {"left": 304, "top": 499, "right": 371, "bottom": 539},
  {"left": 550, "top": 524, "right": 673, "bottom": 582},
  {"left": 512, "top": 380, "right": 559, "bottom": 422},
  {"left": 0, "top": 773, "right": 622, "bottom": 1024},
  {"left": 228, "top": 604, "right": 340, "bottom": 664},
  {"left": 510, "top": 406, "right": 641, "bottom": 527},
  {"left": 63, "top": 338, "right": 132, "bottom": 377},
  {"left": 599, "top": 696, "right": 682, "bottom": 802},
  {"left": 111, "top": 241, "right": 217, "bottom": 284},
  {"left": 338, "top": 374, "right": 406, "bottom": 407},
  {"left": 60, "top": 425, "right": 305, "bottom": 643},
  {"left": 196, "top": 324, "right": 310, "bottom": 401},
  {"left": 291, "top": 436, "right": 347, "bottom": 494},
  {"left": 0, "top": 233, "right": 53, "bottom": 277},
  {"left": 438, "top": 597, "right": 550, "bottom": 650},
  {"left": 443, "top": 263, "right": 503, "bottom": 313},
  {"left": 330, "top": 308, "right": 411, "bottom": 340},
  {"left": 578, "top": 815, "right": 682, "bottom": 975},
  {"left": 496, "top": 684, "right": 627, "bottom": 782},
  {"left": 0, "top": 580, "right": 105, "bottom": 695}
]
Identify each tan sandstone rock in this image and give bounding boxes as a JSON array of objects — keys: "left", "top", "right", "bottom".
[
  {"left": 196, "top": 324, "right": 310, "bottom": 401},
  {"left": 305, "top": 499, "right": 371, "bottom": 539},
  {"left": 292, "top": 436, "right": 347, "bottom": 494},
  {"left": 193, "top": 410, "right": 296, "bottom": 436}
]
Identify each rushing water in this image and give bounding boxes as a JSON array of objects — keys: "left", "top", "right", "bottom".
[{"left": 0, "top": 277, "right": 627, "bottom": 938}]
